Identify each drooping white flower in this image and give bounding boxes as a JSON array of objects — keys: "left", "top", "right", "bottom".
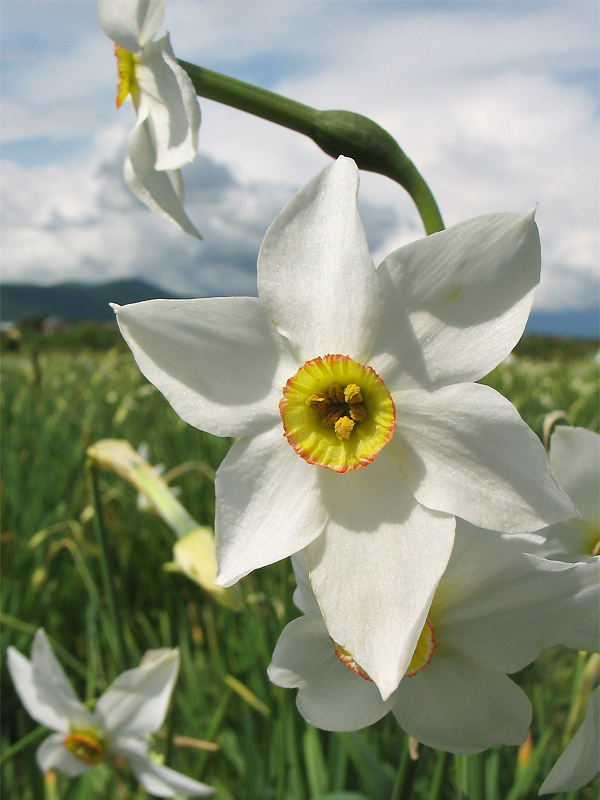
[
  {"left": 7, "top": 631, "right": 213, "bottom": 797},
  {"left": 539, "top": 685, "right": 599, "bottom": 794},
  {"left": 113, "top": 156, "right": 575, "bottom": 699},
  {"left": 98, "top": 0, "right": 201, "bottom": 238},
  {"left": 268, "top": 524, "right": 599, "bottom": 752}
]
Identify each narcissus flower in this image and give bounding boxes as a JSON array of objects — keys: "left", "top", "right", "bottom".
[
  {"left": 98, "top": 0, "right": 201, "bottom": 237},
  {"left": 114, "top": 156, "right": 575, "bottom": 699},
  {"left": 535, "top": 427, "right": 600, "bottom": 560},
  {"left": 539, "top": 685, "right": 599, "bottom": 794},
  {"left": 268, "top": 525, "right": 599, "bottom": 752},
  {"left": 7, "top": 631, "right": 213, "bottom": 797}
]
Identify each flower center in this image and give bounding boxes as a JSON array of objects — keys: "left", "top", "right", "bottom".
[
  {"left": 63, "top": 728, "right": 106, "bottom": 765},
  {"left": 331, "top": 618, "right": 436, "bottom": 682},
  {"left": 280, "top": 354, "right": 395, "bottom": 472},
  {"left": 115, "top": 44, "right": 140, "bottom": 109}
]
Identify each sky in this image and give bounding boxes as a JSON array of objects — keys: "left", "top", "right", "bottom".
[{"left": 1, "top": 0, "right": 599, "bottom": 320}]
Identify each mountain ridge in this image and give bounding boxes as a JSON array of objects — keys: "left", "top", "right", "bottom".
[{"left": 1, "top": 279, "right": 598, "bottom": 338}]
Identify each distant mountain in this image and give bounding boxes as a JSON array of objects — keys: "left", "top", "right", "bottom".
[
  {"left": 1, "top": 278, "right": 598, "bottom": 339},
  {"left": 1, "top": 279, "right": 189, "bottom": 323},
  {"left": 526, "top": 307, "right": 599, "bottom": 339}
]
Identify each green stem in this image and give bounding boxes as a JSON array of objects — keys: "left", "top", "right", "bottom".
[
  {"left": 390, "top": 736, "right": 419, "bottom": 800},
  {"left": 179, "top": 61, "right": 444, "bottom": 235},
  {"left": 86, "top": 462, "right": 128, "bottom": 672},
  {"left": 0, "top": 725, "right": 47, "bottom": 766}
]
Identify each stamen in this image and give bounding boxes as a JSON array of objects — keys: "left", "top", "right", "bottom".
[
  {"left": 63, "top": 730, "right": 106, "bottom": 765},
  {"left": 344, "top": 384, "right": 363, "bottom": 404},
  {"left": 334, "top": 416, "right": 355, "bottom": 440}
]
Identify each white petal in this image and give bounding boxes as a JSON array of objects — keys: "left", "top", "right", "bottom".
[
  {"left": 291, "top": 551, "right": 320, "bottom": 615},
  {"left": 215, "top": 427, "right": 326, "bottom": 587},
  {"left": 550, "top": 427, "right": 600, "bottom": 527},
  {"left": 136, "top": 35, "right": 200, "bottom": 171},
  {"left": 115, "top": 737, "right": 214, "bottom": 796},
  {"left": 555, "top": 558, "right": 600, "bottom": 652},
  {"left": 7, "top": 630, "right": 91, "bottom": 731},
  {"left": 257, "top": 156, "right": 382, "bottom": 364},
  {"left": 434, "top": 522, "right": 599, "bottom": 672},
  {"left": 36, "top": 733, "right": 91, "bottom": 777},
  {"left": 370, "top": 210, "right": 540, "bottom": 391},
  {"left": 539, "top": 686, "right": 600, "bottom": 794},
  {"left": 124, "top": 115, "right": 201, "bottom": 238},
  {"left": 307, "top": 456, "right": 455, "bottom": 700},
  {"left": 114, "top": 297, "right": 294, "bottom": 438},
  {"left": 393, "top": 659, "right": 531, "bottom": 753},
  {"left": 530, "top": 519, "right": 596, "bottom": 561},
  {"left": 98, "top": 0, "right": 164, "bottom": 51},
  {"left": 94, "top": 650, "right": 179, "bottom": 738},
  {"left": 390, "top": 383, "right": 576, "bottom": 531},
  {"left": 268, "top": 615, "right": 393, "bottom": 731},
  {"left": 8, "top": 647, "right": 67, "bottom": 732}
]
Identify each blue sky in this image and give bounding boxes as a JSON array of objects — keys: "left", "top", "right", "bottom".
[{"left": 1, "top": 0, "right": 599, "bottom": 317}]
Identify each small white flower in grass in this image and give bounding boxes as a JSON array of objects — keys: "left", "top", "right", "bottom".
[
  {"left": 268, "top": 525, "right": 600, "bottom": 753},
  {"left": 98, "top": 0, "right": 201, "bottom": 238},
  {"left": 113, "top": 156, "right": 576, "bottom": 699},
  {"left": 539, "top": 685, "right": 599, "bottom": 795},
  {"left": 7, "top": 631, "right": 213, "bottom": 797}
]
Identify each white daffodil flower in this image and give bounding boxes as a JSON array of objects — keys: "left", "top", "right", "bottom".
[
  {"left": 113, "top": 156, "right": 575, "bottom": 699},
  {"left": 539, "top": 427, "right": 600, "bottom": 560},
  {"left": 268, "top": 524, "right": 599, "bottom": 752},
  {"left": 7, "top": 631, "right": 213, "bottom": 797},
  {"left": 539, "top": 685, "right": 599, "bottom": 794},
  {"left": 98, "top": 0, "right": 201, "bottom": 238}
]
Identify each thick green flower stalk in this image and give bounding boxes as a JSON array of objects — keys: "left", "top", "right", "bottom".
[{"left": 178, "top": 60, "right": 445, "bottom": 235}]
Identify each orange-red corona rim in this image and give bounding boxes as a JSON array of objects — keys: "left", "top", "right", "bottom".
[
  {"left": 332, "top": 639, "right": 373, "bottom": 682},
  {"left": 280, "top": 354, "right": 396, "bottom": 472}
]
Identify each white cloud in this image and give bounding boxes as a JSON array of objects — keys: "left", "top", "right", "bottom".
[{"left": 1, "top": 0, "right": 598, "bottom": 314}]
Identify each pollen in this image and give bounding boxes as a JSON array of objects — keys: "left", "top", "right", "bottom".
[
  {"left": 114, "top": 44, "right": 140, "bottom": 109},
  {"left": 63, "top": 729, "right": 106, "bottom": 765},
  {"left": 280, "top": 354, "right": 395, "bottom": 472}
]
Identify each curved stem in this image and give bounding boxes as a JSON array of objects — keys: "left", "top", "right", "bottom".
[{"left": 179, "top": 61, "right": 444, "bottom": 235}]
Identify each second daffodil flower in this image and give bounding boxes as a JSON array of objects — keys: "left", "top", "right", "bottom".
[
  {"left": 7, "top": 631, "right": 213, "bottom": 797},
  {"left": 98, "top": 0, "right": 201, "bottom": 238},
  {"left": 114, "top": 156, "right": 576, "bottom": 700}
]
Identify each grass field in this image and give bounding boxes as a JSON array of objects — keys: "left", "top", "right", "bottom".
[{"left": 1, "top": 334, "right": 598, "bottom": 799}]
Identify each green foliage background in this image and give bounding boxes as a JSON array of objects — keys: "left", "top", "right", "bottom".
[{"left": 1, "top": 332, "right": 598, "bottom": 799}]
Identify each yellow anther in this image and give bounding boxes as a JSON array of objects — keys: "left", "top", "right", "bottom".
[
  {"left": 349, "top": 403, "right": 367, "bottom": 422},
  {"left": 334, "top": 416, "right": 355, "bottom": 441},
  {"left": 344, "top": 383, "right": 363, "bottom": 404},
  {"left": 306, "top": 393, "right": 331, "bottom": 411},
  {"left": 328, "top": 383, "right": 345, "bottom": 404},
  {"left": 322, "top": 407, "right": 345, "bottom": 427}
]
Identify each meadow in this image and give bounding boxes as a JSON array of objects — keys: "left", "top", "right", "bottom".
[{"left": 1, "top": 330, "right": 598, "bottom": 800}]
